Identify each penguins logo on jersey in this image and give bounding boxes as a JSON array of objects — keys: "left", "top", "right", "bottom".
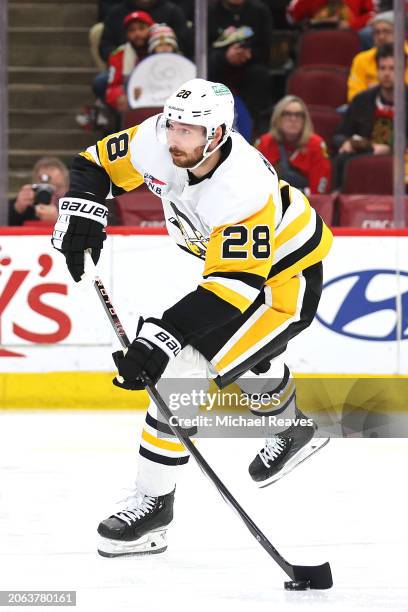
[{"left": 169, "top": 203, "right": 208, "bottom": 259}]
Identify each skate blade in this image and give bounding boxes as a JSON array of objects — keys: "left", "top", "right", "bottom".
[
  {"left": 97, "top": 528, "right": 168, "bottom": 557},
  {"left": 256, "top": 437, "right": 330, "bottom": 489}
]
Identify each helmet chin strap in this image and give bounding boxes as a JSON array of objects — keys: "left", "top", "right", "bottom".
[{"left": 186, "top": 130, "right": 229, "bottom": 171}]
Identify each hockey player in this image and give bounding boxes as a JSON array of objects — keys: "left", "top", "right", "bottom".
[{"left": 52, "top": 79, "right": 333, "bottom": 557}]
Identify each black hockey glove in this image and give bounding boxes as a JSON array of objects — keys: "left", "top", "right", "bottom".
[
  {"left": 112, "top": 318, "right": 183, "bottom": 391},
  {"left": 51, "top": 193, "right": 108, "bottom": 282}
]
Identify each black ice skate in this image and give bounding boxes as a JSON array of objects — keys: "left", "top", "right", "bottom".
[
  {"left": 249, "top": 418, "right": 329, "bottom": 488},
  {"left": 97, "top": 488, "right": 175, "bottom": 557}
]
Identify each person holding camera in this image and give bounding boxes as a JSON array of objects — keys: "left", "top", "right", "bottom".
[
  {"left": 8, "top": 157, "right": 69, "bottom": 226},
  {"left": 208, "top": 0, "right": 274, "bottom": 127}
]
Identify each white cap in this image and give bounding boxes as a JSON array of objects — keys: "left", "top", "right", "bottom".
[{"left": 370, "top": 11, "right": 394, "bottom": 26}]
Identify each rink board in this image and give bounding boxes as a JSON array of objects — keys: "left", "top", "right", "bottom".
[{"left": 0, "top": 227, "right": 407, "bottom": 408}]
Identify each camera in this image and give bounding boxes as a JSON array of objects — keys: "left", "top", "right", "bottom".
[{"left": 32, "top": 173, "right": 55, "bottom": 205}]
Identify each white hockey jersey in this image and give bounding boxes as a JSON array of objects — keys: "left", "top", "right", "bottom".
[{"left": 79, "top": 114, "right": 332, "bottom": 315}]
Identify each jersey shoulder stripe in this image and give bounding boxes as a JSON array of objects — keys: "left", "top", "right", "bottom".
[
  {"left": 269, "top": 186, "right": 333, "bottom": 284},
  {"left": 268, "top": 214, "right": 333, "bottom": 285},
  {"left": 200, "top": 281, "right": 253, "bottom": 313},
  {"left": 203, "top": 271, "right": 265, "bottom": 291},
  {"left": 80, "top": 125, "right": 144, "bottom": 193},
  {"left": 275, "top": 206, "right": 316, "bottom": 263}
]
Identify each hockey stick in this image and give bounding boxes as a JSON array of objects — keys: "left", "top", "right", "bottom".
[{"left": 91, "top": 269, "right": 333, "bottom": 590}]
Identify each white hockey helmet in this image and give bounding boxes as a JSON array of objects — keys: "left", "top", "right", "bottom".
[{"left": 158, "top": 78, "right": 235, "bottom": 169}]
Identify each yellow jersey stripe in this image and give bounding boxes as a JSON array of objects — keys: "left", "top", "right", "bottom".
[
  {"left": 80, "top": 150, "right": 99, "bottom": 165},
  {"left": 275, "top": 199, "right": 312, "bottom": 250},
  {"left": 201, "top": 281, "right": 252, "bottom": 313},
  {"left": 96, "top": 126, "right": 145, "bottom": 192},
  {"left": 214, "top": 275, "right": 301, "bottom": 373},
  {"left": 142, "top": 428, "right": 187, "bottom": 452},
  {"left": 203, "top": 275, "right": 260, "bottom": 302},
  {"left": 268, "top": 223, "right": 333, "bottom": 287}
]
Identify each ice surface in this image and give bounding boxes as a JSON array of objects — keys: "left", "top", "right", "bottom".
[{"left": 0, "top": 411, "right": 407, "bottom": 612}]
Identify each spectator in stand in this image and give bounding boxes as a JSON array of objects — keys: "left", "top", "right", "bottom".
[
  {"left": 98, "top": 0, "right": 124, "bottom": 21},
  {"left": 263, "top": 0, "right": 291, "bottom": 29},
  {"left": 334, "top": 44, "right": 408, "bottom": 188},
  {"left": 91, "top": 2, "right": 127, "bottom": 73},
  {"left": 208, "top": 0, "right": 274, "bottom": 125},
  {"left": 348, "top": 12, "right": 408, "bottom": 101},
  {"left": 161, "top": 0, "right": 193, "bottom": 56},
  {"left": 107, "top": 22, "right": 179, "bottom": 110},
  {"left": 93, "top": 0, "right": 187, "bottom": 100},
  {"left": 105, "top": 11, "right": 155, "bottom": 111},
  {"left": 99, "top": 0, "right": 188, "bottom": 63},
  {"left": 147, "top": 22, "right": 179, "bottom": 53},
  {"left": 286, "top": 0, "right": 375, "bottom": 31},
  {"left": 255, "top": 95, "right": 331, "bottom": 194},
  {"left": 378, "top": 0, "right": 392, "bottom": 9},
  {"left": 8, "top": 157, "right": 69, "bottom": 226},
  {"left": 172, "top": 0, "right": 193, "bottom": 22},
  {"left": 209, "top": 0, "right": 273, "bottom": 65}
]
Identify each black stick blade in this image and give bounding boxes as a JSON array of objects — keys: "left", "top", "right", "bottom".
[{"left": 291, "top": 562, "right": 333, "bottom": 590}]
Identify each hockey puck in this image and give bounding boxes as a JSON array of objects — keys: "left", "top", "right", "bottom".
[{"left": 284, "top": 580, "right": 311, "bottom": 591}]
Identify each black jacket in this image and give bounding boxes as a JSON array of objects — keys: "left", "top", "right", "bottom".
[
  {"left": 8, "top": 199, "right": 36, "bottom": 226},
  {"left": 99, "top": 0, "right": 188, "bottom": 61},
  {"left": 98, "top": 0, "right": 123, "bottom": 22},
  {"left": 208, "top": 0, "right": 274, "bottom": 65},
  {"left": 335, "top": 85, "right": 408, "bottom": 149}
]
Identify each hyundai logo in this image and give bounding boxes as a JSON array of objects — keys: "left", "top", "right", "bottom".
[{"left": 316, "top": 269, "right": 408, "bottom": 341}]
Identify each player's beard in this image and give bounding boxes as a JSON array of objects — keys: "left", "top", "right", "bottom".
[
  {"left": 380, "top": 81, "right": 393, "bottom": 94},
  {"left": 169, "top": 145, "right": 205, "bottom": 168}
]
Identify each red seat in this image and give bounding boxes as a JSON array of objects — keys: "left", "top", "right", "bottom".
[
  {"left": 115, "top": 185, "right": 164, "bottom": 226},
  {"left": 338, "top": 194, "right": 408, "bottom": 227},
  {"left": 122, "top": 107, "right": 161, "bottom": 129},
  {"left": 287, "top": 67, "right": 348, "bottom": 108},
  {"left": 308, "top": 193, "right": 336, "bottom": 226},
  {"left": 298, "top": 30, "right": 360, "bottom": 68},
  {"left": 342, "top": 155, "right": 393, "bottom": 194},
  {"left": 308, "top": 105, "right": 342, "bottom": 154}
]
